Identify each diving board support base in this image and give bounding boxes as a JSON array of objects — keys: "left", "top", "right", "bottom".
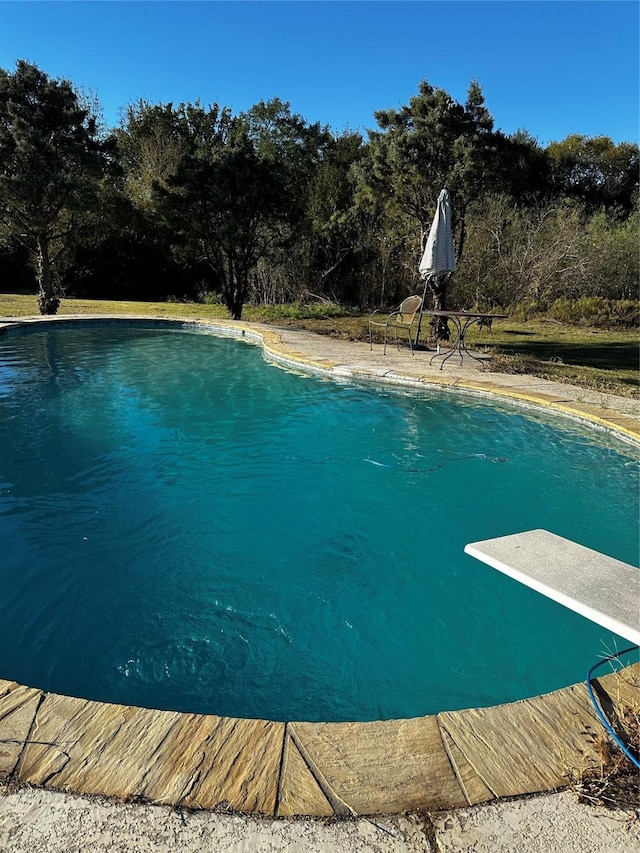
[{"left": 464, "top": 529, "right": 640, "bottom": 646}]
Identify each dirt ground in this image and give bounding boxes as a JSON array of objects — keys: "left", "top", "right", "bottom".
[{"left": 1, "top": 785, "right": 638, "bottom": 853}]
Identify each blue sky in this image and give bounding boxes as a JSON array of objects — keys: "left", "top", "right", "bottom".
[{"left": 1, "top": 1, "right": 638, "bottom": 145}]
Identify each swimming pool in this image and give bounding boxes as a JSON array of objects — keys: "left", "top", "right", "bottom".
[{"left": 0, "top": 322, "right": 638, "bottom": 722}]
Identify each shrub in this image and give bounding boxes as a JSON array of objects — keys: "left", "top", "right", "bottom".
[
  {"left": 509, "top": 300, "right": 546, "bottom": 322},
  {"left": 254, "top": 302, "right": 355, "bottom": 321},
  {"left": 549, "top": 297, "right": 639, "bottom": 328}
]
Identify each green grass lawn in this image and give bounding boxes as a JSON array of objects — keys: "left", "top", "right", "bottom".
[
  {"left": 1, "top": 293, "right": 638, "bottom": 398},
  {"left": 462, "top": 319, "right": 640, "bottom": 398}
]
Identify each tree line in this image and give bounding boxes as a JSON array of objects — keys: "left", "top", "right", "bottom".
[{"left": 1, "top": 60, "right": 637, "bottom": 320}]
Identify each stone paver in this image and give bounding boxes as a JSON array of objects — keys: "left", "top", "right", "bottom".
[
  {"left": 18, "top": 691, "right": 283, "bottom": 813},
  {"left": 439, "top": 682, "right": 605, "bottom": 799},
  {"left": 289, "top": 716, "right": 467, "bottom": 815},
  {"left": 276, "top": 726, "right": 334, "bottom": 817},
  {"left": 0, "top": 681, "right": 42, "bottom": 776}
]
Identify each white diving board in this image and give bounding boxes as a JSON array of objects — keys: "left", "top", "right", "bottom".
[{"left": 464, "top": 529, "right": 640, "bottom": 646}]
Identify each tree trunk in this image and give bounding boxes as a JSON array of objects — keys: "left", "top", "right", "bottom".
[
  {"left": 430, "top": 275, "right": 450, "bottom": 341},
  {"left": 455, "top": 205, "right": 467, "bottom": 264},
  {"left": 225, "top": 281, "right": 245, "bottom": 320},
  {"left": 36, "top": 235, "right": 60, "bottom": 315}
]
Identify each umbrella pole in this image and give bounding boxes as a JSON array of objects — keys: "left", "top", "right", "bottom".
[{"left": 414, "top": 275, "right": 432, "bottom": 346}]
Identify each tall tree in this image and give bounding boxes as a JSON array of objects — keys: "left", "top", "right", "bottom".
[
  {"left": 359, "top": 79, "right": 500, "bottom": 335},
  {"left": 242, "top": 99, "right": 335, "bottom": 301},
  {"left": 546, "top": 135, "right": 639, "bottom": 213},
  {"left": 491, "top": 129, "right": 551, "bottom": 203},
  {"left": 364, "top": 81, "right": 497, "bottom": 249},
  {"left": 0, "top": 61, "right": 103, "bottom": 313},
  {"left": 116, "top": 100, "right": 191, "bottom": 211},
  {"left": 149, "top": 103, "right": 292, "bottom": 319},
  {"left": 243, "top": 98, "right": 330, "bottom": 215},
  {"left": 303, "top": 130, "right": 366, "bottom": 302}
]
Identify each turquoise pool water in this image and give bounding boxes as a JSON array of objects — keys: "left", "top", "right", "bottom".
[{"left": 0, "top": 322, "right": 638, "bottom": 722}]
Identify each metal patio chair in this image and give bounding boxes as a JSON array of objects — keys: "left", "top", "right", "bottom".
[{"left": 368, "top": 295, "right": 423, "bottom": 355}]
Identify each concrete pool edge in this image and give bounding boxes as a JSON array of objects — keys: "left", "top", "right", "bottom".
[
  {"left": 1, "top": 665, "right": 639, "bottom": 816},
  {"left": 1, "top": 314, "right": 638, "bottom": 816}
]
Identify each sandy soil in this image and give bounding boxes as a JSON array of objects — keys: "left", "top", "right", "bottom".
[{"left": 1, "top": 786, "right": 638, "bottom": 853}]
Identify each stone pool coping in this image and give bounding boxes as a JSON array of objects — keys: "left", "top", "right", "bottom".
[{"left": 0, "top": 314, "right": 638, "bottom": 817}]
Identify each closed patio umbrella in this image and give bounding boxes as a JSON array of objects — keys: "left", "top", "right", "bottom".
[
  {"left": 417, "top": 188, "right": 456, "bottom": 343},
  {"left": 419, "top": 188, "right": 456, "bottom": 279}
]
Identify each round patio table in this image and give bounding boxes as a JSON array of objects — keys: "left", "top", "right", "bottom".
[{"left": 423, "top": 310, "right": 507, "bottom": 370}]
